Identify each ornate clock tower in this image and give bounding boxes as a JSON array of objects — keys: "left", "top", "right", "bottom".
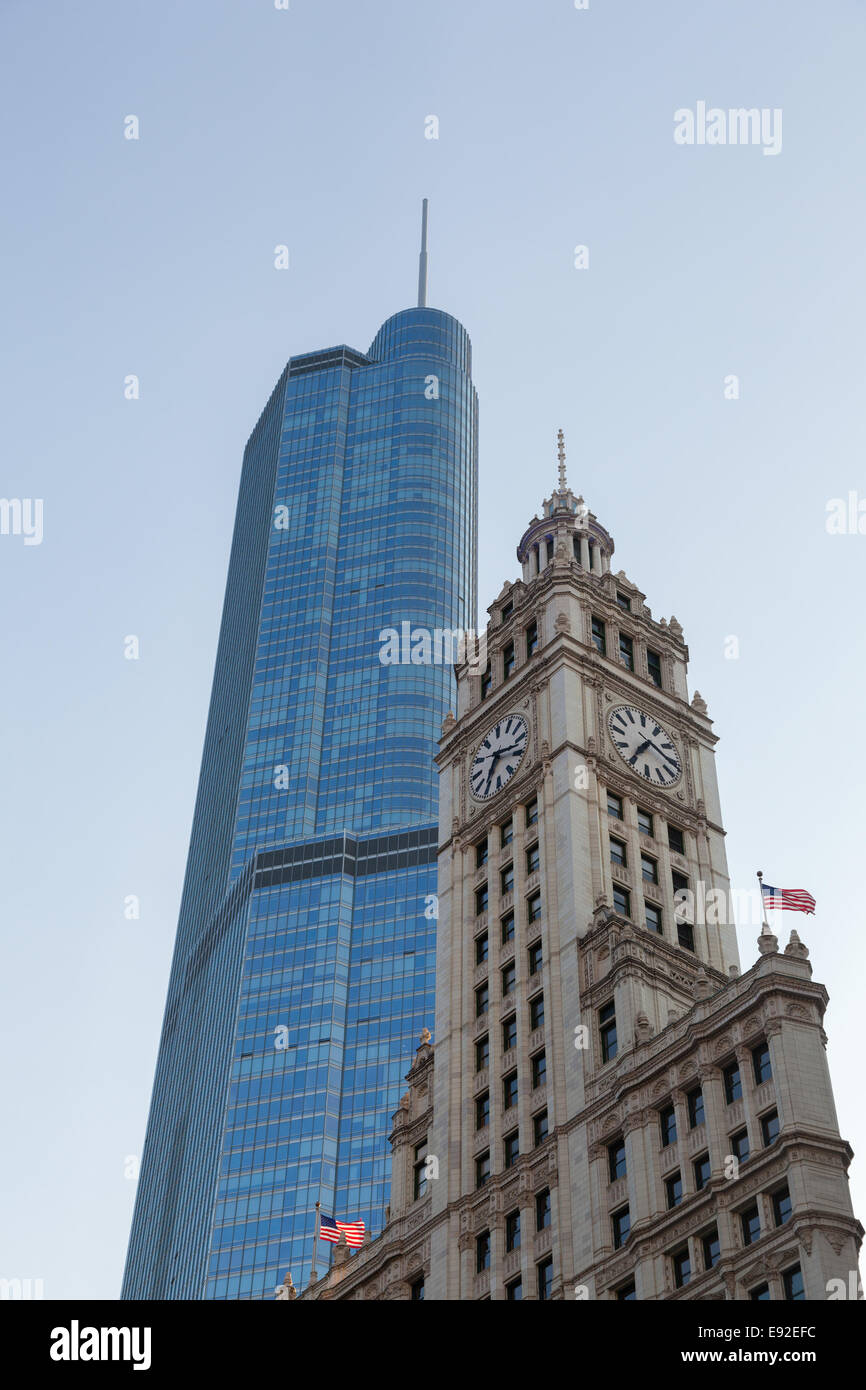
[{"left": 294, "top": 435, "right": 862, "bottom": 1302}]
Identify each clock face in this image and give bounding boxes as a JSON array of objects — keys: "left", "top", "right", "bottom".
[
  {"left": 607, "top": 705, "right": 682, "bottom": 787},
  {"left": 469, "top": 715, "right": 529, "bottom": 800}
]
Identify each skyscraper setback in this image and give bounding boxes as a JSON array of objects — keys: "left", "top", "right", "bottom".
[{"left": 122, "top": 210, "right": 478, "bottom": 1299}]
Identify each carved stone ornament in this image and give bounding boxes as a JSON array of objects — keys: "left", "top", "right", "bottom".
[
  {"left": 785, "top": 1003, "right": 809, "bottom": 1022},
  {"left": 784, "top": 929, "right": 810, "bottom": 960},
  {"left": 757, "top": 928, "right": 779, "bottom": 956}
]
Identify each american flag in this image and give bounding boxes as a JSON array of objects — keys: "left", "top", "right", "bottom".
[
  {"left": 319, "top": 1213, "right": 366, "bottom": 1248},
  {"left": 761, "top": 883, "right": 816, "bottom": 915}
]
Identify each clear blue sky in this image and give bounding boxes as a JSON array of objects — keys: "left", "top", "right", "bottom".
[{"left": 1, "top": 0, "right": 864, "bottom": 1298}]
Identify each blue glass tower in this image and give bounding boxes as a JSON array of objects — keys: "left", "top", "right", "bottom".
[{"left": 122, "top": 215, "right": 478, "bottom": 1299}]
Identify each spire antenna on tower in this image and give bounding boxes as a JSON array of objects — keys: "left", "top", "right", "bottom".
[
  {"left": 557, "top": 428, "right": 568, "bottom": 491},
  {"left": 417, "top": 198, "right": 429, "bottom": 307}
]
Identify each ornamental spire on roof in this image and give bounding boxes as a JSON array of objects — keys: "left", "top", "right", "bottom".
[{"left": 557, "top": 428, "right": 567, "bottom": 491}]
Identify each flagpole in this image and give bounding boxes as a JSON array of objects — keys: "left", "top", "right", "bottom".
[
  {"left": 757, "top": 869, "right": 770, "bottom": 930},
  {"left": 310, "top": 1200, "right": 321, "bottom": 1283}
]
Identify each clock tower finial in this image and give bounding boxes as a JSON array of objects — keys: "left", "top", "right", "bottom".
[{"left": 557, "top": 428, "right": 567, "bottom": 492}]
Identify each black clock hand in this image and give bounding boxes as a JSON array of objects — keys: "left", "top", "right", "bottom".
[
  {"left": 646, "top": 740, "right": 679, "bottom": 767},
  {"left": 483, "top": 751, "right": 501, "bottom": 794}
]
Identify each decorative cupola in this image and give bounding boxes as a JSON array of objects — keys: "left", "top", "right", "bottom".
[{"left": 516, "top": 429, "right": 615, "bottom": 582}]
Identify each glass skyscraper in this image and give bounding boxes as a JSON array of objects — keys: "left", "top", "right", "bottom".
[{"left": 122, "top": 228, "right": 478, "bottom": 1299}]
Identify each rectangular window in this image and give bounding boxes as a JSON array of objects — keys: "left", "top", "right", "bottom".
[
  {"left": 673, "top": 1249, "right": 690, "bottom": 1288},
  {"left": 612, "top": 1207, "right": 630, "bottom": 1250},
  {"left": 410, "top": 1277, "right": 425, "bottom": 1300},
  {"left": 502, "top": 1014, "right": 518, "bottom": 1051},
  {"left": 616, "top": 591, "right": 631, "bottom": 612},
  {"left": 476, "top": 1231, "right": 490, "bottom": 1272},
  {"left": 502, "top": 640, "right": 516, "bottom": 678},
  {"left": 528, "top": 940, "right": 543, "bottom": 976},
  {"left": 475, "top": 984, "right": 489, "bottom": 1017},
  {"left": 475, "top": 837, "right": 488, "bottom": 868},
  {"left": 660, "top": 1105, "right": 677, "bottom": 1147},
  {"left": 645, "top": 903, "right": 663, "bottom": 935},
  {"left": 531, "top": 1050, "right": 547, "bottom": 1088},
  {"left": 526, "top": 842, "right": 540, "bottom": 875},
  {"left": 503, "top": 1071, "right": 518, "bottom": 1110},
  {"left": 504, "top": 1132, "right": 519, "bottom": 1169},
  {"left": 617, "top": 1283, "right": 636, "bottom": 1301},
  {"left": 610, "top": 837, "right": 627, "bottom": 867},
  {"left": 476, "top": 1151, "right": 490, "bottom": 1188},
  {"left": 608, "top": 1139, "right": 627, "bottom": 1182},
  {"left": 475, "top": 1035, "right": 489, "bottom": 1072},
  {"left": 607, "top": 791, "right": 623, "bottom": 820},
  {"left": 480, "top": 664, "right": 492, "bottom": 700},
  {"left": 753, "top": 1042, "right": 772, "bottom": 1085},
  {"left": 730, "top": 1129, "right": 749, "bottom": 1164},
  {"left": 413, "top": 1141, "right": 428, "bottom": 1200},
  {"left": 501, "top": 911, "right": 515, "bottom": 943},
  {"left": 672, "top": 869, "right": 690, "bottom": 894},
  {"left": 641, "top": 853, "right": 658, "bottom": 884},
  {"left": 500, "top": 818, "right": 514, "bottom": 848},
  {"left": 784, "top": 1266, "right": 805, "bottom": 1301},
  {"left": 666, "top": 1172, "right": 683, "bottom": 1209},
  {"left": 612, "top": 884, "right": 631, "bottom": 918},
  {"left": 526, "top": 620, "right": 538, "bottom": 657},
  {"left": 475, "top": 883, "right": 488, "bottom": 916},
  {"left": 600, "top": 1001, "right": 617, "bottom": 1061},
  {"left": 637, "top": 808, "right": 654, "bottom": 837},
  {"left": 500, "top": 863, "right": 514, "bottom": 896},
  {"left": 668, "top": 825, "right": 685, "bottom": 855},
  {"left": 527, "top": 891, "right": 542, "bottom": 923},
  {"left": 475, "top": 1092, "right": 490, "bottom": 1129},
  {"left": 591, "top": 616, "right": 606, "bottom": 655},
  {"left": 530, "top": 993, "right": 545, "bottom": 1031},
  {"left": 761, "top": 1110, "right": 780, "bottom": 1147},
  {"left": 505, "top": 1277, "right": 522, "bottom": 1301},
  {"left": 533, "top": 1109, "right": 549, "bottom": 1144},
  {"left": 693, "top": 1153, "right": 711, "bottom": 1191},
  {"left": 505, "top": 1210, "right": 521, "bottom": 1252},
  {"left": 741, "top": 1206, "right": 761, "bottom": 1246},
  {"left": 619, "top": 633, "right": 634, "bottom": 671},
  {"left": 687, "top": 1087, "right": 705, "bottom": 1129},
  {"left": 677, "top": 921, "right": 695, "bottom": 952},
  {"left": 536, "top": 1188, "right": 551, "bottom": 1231},
  {"left": 475, "top": 932, "right": 488, "bottom": 965},
  {"left": 525, "top": 797, "right": 539, "bottom": 827},
  {"left": 750, "top": 1283, "right": 770, "bottom": 1301},
  {"left": 537, "top": 1258, "right": 553, "bottom": 1302},
  {"left": 773, "top": 1187, "right": 793, "bottom": 1227},
  {"left": 501, "top": 600, "right": 513, "bottom": 622},
  {"left": 647, "top": 648, "right": 662, "bottom": 688},
  {"left": 702, "top": 1228, "right": 721, "bottom": 1270},
  {"left": 501, "top": 962, "right": 516, "bottom": 996},
  {"left": 723, "top": 1061, "right": 742, "bottom": 1104}
]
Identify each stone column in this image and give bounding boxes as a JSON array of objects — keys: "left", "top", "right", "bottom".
[{"left": 698, "top": 1065, "right": 726, "bottom": 1180}]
